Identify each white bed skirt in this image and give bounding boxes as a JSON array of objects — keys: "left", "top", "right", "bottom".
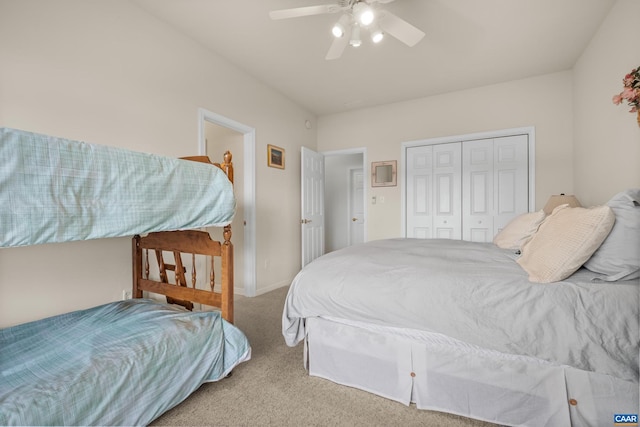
[{"left": 304, "top": 317, "right": 638, "bottom": 427}]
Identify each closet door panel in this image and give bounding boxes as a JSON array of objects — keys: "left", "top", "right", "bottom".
[
  {"left": 496, "top": 169, "right": 517, "bottom": 213},
  {"left": 463, "top": 140, "right": 494, "bottom": 242},
  {"left": 434, "top": 173, "right": 456, "bottom": 238},
  {"left": 406, "top": 146, "right": 434, "bottom": 238},
  {"left": 433, "top": 143, "right": 462, "bottom": 239},
  {"left": 494, "top": 135, "right": 529, "bottom": 234}
]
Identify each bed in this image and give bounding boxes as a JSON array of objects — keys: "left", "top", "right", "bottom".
[
  {"left": 283, "top": 190, "right": 640, "bottom": 427},
  {"left": 0, "top": 128, "right": 251, "bottom": 426}
]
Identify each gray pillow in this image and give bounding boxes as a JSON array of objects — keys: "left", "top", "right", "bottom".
[{"left": 584, "top": 189, "right": 640, "bottom": 281}]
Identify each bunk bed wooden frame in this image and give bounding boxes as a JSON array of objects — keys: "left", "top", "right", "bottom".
[
  {"left": 0, "top": 146, "right": 250, "bottom": 427},
  {"left": 132, "top": 152, "right": 235, "bottom": 322}
]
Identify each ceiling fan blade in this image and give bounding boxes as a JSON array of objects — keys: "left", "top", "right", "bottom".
[
  {"left": 269, "top": 4, "right": 341, "bottom": 20},
  {"left": 377, "top": 10, "right": 425, "bottom": 47},
  {"left": 325, "top": 27, "right": 351, "bottom": 60}
]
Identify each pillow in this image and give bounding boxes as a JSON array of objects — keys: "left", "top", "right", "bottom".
[
  {"left": 517, "top": 204, "right": 615, "bottom": 283},
  {"left": 584, "top": 189, "right": 640, "bottom": 281},
  {"left": 493, "top": 210, "right": 546, "bottom": 250}
]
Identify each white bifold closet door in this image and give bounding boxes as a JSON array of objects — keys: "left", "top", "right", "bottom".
[
  {"left": 406, "top": 142, "right": 462, "bottom": 239},
  {"left": 406, "top": 134, "right": 529, "bottom": 242}
]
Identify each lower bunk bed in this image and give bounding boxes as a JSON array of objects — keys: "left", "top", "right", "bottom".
[
  {"left": 1, "top": 229, "right": 250, "bottom": 426},
  {"left": 283, "top": 192, "right": 640, "bottom": 427},
  {"left": 0, "top": 128, "right": 250, "bottom": 425},
  {"left": 1, "top": 297, "right": 250, "bottom": 426}
]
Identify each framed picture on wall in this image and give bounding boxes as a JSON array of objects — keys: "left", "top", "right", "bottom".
[
  {"left": 268, "top": 144, "right": 285, "bottom": 169},
  {"left": 371, "top": 160, "right": 397, "bottom": 187}
]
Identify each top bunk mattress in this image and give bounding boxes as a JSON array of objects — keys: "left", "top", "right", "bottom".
[{"left": 0, "top": 128, "right": 235, "bottom": 247}]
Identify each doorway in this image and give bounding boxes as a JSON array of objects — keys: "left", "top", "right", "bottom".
[
  {"left": 324, "top": 149, "right": 366, "bottom": 253},
  {"left": 198, "top": 109, "right": 256, "bottom": 297},
  {"left": 301, "top": 148, "right": 367, "bottom": 266}
]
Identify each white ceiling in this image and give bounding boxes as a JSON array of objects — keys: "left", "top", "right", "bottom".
[{"left": 133, "top": 0, "right": 615, "bottom": 116}]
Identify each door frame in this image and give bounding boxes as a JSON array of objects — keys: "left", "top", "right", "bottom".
[
  {"left": 400, "top": 126, "right": 536, "bottom": 238},
  {"left": 198, "top": 108, "right": 257, "bottom": 297}
]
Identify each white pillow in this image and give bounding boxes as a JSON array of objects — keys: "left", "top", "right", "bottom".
[
  {"left": 493, "top": 210, "right": 546, "bottom": 250},
  {"left": 517, "top": 204, "right": 615, "bottom": 283},
  {"left": 584, "top": 189, "right": 640, "bottom": 281}
]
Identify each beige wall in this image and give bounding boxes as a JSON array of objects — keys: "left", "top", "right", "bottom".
[
  {"left": 0, "top": 0, "right": 316, "bottom": 327},
  {"left": 573, "top": 0, "right": 640, "bottom": 206},
  {"left": 2, "top": 0, "right": 637, "bottom": 327},
  {"left": 318, "top": 0, "right": 640, "bottom": 241},
  {"left": 318, "top": 72, "right": 574, "bottom": 241}
]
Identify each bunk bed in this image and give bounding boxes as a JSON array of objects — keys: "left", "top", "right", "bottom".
[
  {"left": 283, "top": 190, "right": 640, "bottom": 427},
  {"left": 0, "top": 128, "right": 250, "bottom": 426}
]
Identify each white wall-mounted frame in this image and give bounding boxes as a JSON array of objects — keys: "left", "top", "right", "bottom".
[
  {"left": 198, "top": 108, "right": 257, "bottom": 297},
  {"left": 400, "top": 126, "right": 536, "bottom": 238}
]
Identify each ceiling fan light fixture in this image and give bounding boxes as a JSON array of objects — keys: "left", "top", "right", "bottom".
[
  {"left": 331, "top": 14, "right": 350, "bottom": 38},
  {"left": 370, "top": 23, "right": 384, "bottom": 43},
  {"left": 353, "top": 3, "right": 374, "bottom": 26},
  {"left": 349, "top": 24, "right": 362, "bottom": 47},
  {"left": 268, "top": 0, "right": 426, "bottom": 60}
]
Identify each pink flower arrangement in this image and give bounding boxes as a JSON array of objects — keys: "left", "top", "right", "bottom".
[{"left": 612, "top": 66, "right": 640, "bottom": 113}]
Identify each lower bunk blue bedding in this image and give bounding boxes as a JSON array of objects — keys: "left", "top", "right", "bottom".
[{"left": 0, "top": 299, "right": 251, "bottom": 426}]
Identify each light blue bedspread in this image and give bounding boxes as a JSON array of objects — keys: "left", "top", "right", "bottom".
[
  {"left": 0, "top": 128, "right": 235, "bottom": 247},
  {"left": 0, "top": 299, "right": 251, "bottom": 426}
]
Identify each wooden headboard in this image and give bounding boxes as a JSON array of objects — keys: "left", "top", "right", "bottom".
[{"left": 132, "top": 152, "right": 235, "bottom": 323}]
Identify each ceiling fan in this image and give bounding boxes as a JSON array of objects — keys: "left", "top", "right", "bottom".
[{"left": 269, "top": 0, "right": 425, "bottom": 60}]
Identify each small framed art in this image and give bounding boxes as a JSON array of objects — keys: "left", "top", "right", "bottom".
[
  {"left": 268, "top": 144, "right": 285, "bottom": 169},
  {"left": 371, "top": 160, "right": 397, "bottom": 187}
]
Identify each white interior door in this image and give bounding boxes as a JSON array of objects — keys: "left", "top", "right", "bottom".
[
  {"left": 406, "top": 143, "right": 461, "bottom": 239},
  {"left": 463, "top": 139, "right": 494, "bottom": 242},
  {"left": 433, "top": 143, "right": 462, "bottom": 239},
  {"left": 348, "top": 168, "right": 364, "bottom": 246},
  {"left": 301, "top": 147, "right": 325, "bottom": 267},
  {"left": 463, "top": 135, "right": 529, "bottom": 241},
  {"left": 493, "top": 135, "right": 529, "bottom": 233},
  {"left": 406, "top": 145, "right": 434, "bottom": 238}
]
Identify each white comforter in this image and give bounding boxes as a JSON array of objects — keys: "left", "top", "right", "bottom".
[{"left": 283, "top": 238, "right": 639, "bottom": 383}]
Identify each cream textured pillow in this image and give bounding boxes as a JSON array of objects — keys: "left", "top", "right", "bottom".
[
  {"left": 517, "top": 204, "right": 615, "bottom": 283},
  {"left": 493, "top": 210, "right": 546, "bottom": 250}
]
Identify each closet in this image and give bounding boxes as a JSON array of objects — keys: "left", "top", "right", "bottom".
[{"left": 405, "top": 132, "right": 532, "bottom": 242}]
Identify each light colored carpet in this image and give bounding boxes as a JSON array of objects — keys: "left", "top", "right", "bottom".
[{"left": 151, "top": 286, "right": 498, "bottom": 426}]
